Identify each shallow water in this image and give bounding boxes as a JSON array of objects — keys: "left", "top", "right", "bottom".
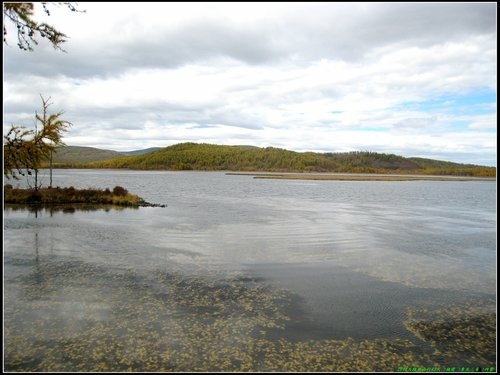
[{"left": 4, "top": 170, "right": 497, "bottom": 371}]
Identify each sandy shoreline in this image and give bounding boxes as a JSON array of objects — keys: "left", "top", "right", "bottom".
[{"left": 226, "top": 172, "right": 496, "bottom": 181}]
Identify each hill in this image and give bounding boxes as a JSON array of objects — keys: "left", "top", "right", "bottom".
[
  {"left": 121, "top": 147, "right": 162, "bottom": 156},
  {"left": 88, "top": 143, "right": 339, "bottom": 172},
  {"left": 46, "top": 146, "right": 123, "bottom": 166},
  {"left": 40, "top": 146, "right": 162, "bottom": 167},
  {"left": 86, "top": 142, "right": 496, "bottom": 177}
]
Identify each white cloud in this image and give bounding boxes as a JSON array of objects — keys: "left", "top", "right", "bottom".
[
  {"left": 468, "top": 114, "right": 497, "bottom": 130},
  {"left": 3, "top": 2, "right": 497, "bottom": 165}
]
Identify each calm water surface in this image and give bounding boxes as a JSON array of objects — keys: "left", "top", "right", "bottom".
[{"left": 4, "top": 170, "right": 496, "bottom": 371}]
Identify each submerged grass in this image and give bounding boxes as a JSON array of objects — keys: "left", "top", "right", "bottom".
[
  {"left": 4, "top": 259, "right": 496, "bottom": 372},
  {"left": 405, "top": 300, "right": 496, "bottom": 368}
]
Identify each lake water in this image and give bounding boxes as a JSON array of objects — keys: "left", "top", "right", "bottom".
[{"left": 4, "top": 170, "right": 497, "bottom": 371}]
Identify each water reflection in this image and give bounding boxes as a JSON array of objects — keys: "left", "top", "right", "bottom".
[
  {"left": 4, "top": 204, "right": 138, "bottom": 215},
  {"left": 4, "top": 172, "right": 497, "bottom": 371}
]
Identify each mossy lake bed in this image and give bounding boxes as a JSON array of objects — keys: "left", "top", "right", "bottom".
[
  {"left": 3, "top": 170, "right": 496, "bottom": 371},
  {"left": 4, "top": 257, "right": 496, "bottom": 372}
]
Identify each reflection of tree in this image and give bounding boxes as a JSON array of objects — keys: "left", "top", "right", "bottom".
[
  {"left": 34, "top": 232, "right": 39, "bottom": 263},
  {"left": 24, "top": 230, "right": 56, "bottom": 291},
  {"left": 4, "top": 204, "right": 131, "bottom": 215},
  {"left": 31, "top": 232, "right": 45, "bottom": 292},
  {"left": 34, "top": 228, "right": 55, "bottom": 262}
]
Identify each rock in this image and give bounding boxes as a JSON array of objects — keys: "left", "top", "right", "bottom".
[{"left": 138, "top": 200, "right": 167, "bottom": 208}]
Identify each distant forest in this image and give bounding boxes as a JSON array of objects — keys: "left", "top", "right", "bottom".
[{"left": 40, "top": 143, "right": 496, "bottom": 178}]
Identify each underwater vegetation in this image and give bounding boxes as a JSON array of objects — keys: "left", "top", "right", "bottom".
[
  {"left": 405, "top": 300, "right": 496, "bottom": 368},
  {"left": 4, "top": 259, "right": 496, "bottom": 372}
]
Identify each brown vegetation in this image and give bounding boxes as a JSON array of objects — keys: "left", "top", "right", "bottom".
[{"left": 3, "top": 185, "right": 144, "bottom": 207}]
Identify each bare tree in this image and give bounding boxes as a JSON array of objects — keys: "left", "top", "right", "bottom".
[{"left": 3, "top": 2, "right": 84, "bottom": 52}]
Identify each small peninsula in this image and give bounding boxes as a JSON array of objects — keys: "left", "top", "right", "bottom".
[{"left": 3, "top": 185, "right": 166, "bottom": 208}]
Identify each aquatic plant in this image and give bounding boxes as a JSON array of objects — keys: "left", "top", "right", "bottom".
[
  {"left": 5, "top": 259, "right": 495, "bottom": 372},
  {"left": 405, "top": 300, "right": 496, "bottom": 367}
]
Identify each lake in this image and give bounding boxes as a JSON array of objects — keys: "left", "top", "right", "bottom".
[{"left": 4, "top": 170, "right": 497, "bottom": 371}]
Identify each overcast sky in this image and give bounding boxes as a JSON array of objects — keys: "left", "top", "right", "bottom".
[{"left": 3, "top": 2, "right": 497, "bottom": 165}]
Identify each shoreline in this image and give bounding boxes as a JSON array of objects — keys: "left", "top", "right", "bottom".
[
  {"left": 226, "top": 172, "right": 496, "bottom": 181},
  {"left": 19, "top": 168, "right": 496, "bottom": 180}
]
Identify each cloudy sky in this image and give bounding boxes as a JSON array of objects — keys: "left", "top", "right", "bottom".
[{"left": 3, "top": 2, "right": 497, "bottom": 165}]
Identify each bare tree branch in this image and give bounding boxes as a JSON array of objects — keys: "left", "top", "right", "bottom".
[{"left": 3, "top": 2, "right": 85, "bottom": 52}]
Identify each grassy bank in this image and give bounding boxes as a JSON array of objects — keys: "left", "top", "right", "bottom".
[{"left": 3, "top": 185, "right": 150, "bottom": 207}]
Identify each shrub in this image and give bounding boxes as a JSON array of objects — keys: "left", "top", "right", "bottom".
[
  {"left": 27, "top": 191, "right": 42, "bottom": 203},
  {"left": 112, "top": 186, "right": 128, "bottom": 196}
]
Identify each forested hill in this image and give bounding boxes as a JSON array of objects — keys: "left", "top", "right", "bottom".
[
  {"left": 47, "top": 146, "right": 123, "bottom": 164},
  {"left": 85, "top": 142, "right": 495, "bottom": 177},
  {"left": 42, "top": 146, "right": 162, "bottom": 166}
]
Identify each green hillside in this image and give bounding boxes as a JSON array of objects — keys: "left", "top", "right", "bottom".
[
  {"left": 45, "top": 146, "right": 124, "bottom": 166},
  {"left": 405, "top": 157, "right": 495, "bottom": 177},
  {"left": 88, "top": 143, "right": 339, "bottom": 172},
  {"left": 86, "top": 142, "right": 496, "bottom": 177},
  {"left": 407, "top": 157, "right": 476, "bottom": 169},
  {"left": 324, "top": 151, "right": 421, "bottom": 172},
  {"left": 122, "top": 147, "right": 162, "bottom": 156},
  {"left": 39, "top": 146, "right": 163, "bottom": 167}
]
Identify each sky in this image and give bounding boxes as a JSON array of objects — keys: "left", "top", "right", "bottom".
[{"left": 3, "top": 2, "right": 497, "bottom": 166}]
